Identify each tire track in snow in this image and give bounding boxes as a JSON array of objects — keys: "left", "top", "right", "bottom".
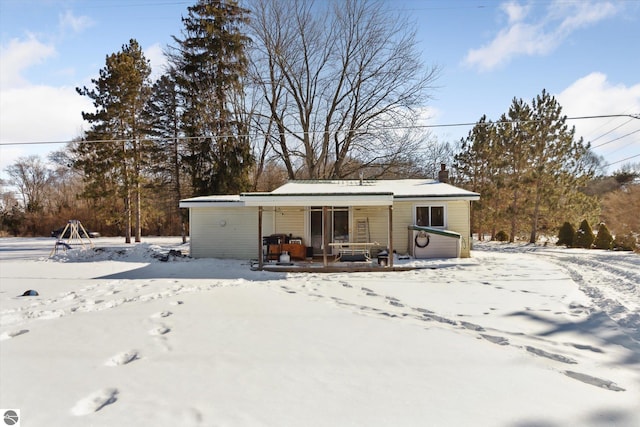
[{"left": 537, "top": 252, "right": 640, "bottom": 342}]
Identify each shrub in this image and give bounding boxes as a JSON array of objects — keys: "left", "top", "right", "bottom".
[
  {"left": 495, "top": 230, "right": 509, "bottom": 242},
  {"left": 556, "top": 222, "right": 575, "bottom": 247},
  {"left": 593, "top": 223, "right": 614, "bottom": 250},
  {"left": 573, "top": 219, "right": 595, "bottom": 249},
  {"left": 613, "top": 233, "right": 637, "bottom": 252}
]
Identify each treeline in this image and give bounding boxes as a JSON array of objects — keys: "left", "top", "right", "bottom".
[
  {"left": 452, "top": 90, "right": 638, "bottom": 249},
  {"left": 0, "top": 0, "right": 446, "bottom": 240},
  {"left": 1, "top": 0, "right": 638, "bottom": 250}
]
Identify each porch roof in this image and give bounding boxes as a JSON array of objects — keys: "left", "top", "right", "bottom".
[{"left": 241, "top": 192, "right": 394, "bottom": 207}]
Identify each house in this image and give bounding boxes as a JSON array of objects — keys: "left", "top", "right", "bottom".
[{"left": 179, "top": 177, "right": 479, "bottom": 267}]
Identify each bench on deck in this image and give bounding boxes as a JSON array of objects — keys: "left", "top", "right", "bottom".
[{"left": 328, "top": 242, "right": 379, "bottom": 262}]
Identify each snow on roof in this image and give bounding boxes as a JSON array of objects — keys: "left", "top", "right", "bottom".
[
  {"left": 272, "top": 179, "right": 480, "bottom": 199},
  {"left": 179, "top": 179, "right": 479, "bottom": 207},
  {"left": 179, "top": 194, "right": 242, "bottom": 208}
]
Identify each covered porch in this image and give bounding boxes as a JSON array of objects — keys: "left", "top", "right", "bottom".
[{"left": 241, "top": 192, "right": 396, "bottom": 270}]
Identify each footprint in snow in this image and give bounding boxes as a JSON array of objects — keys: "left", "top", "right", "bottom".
[
  {"left": 71, "top": 388, "right": 119, "bottom": 416},
  {"left": 525, "top": 346, "right": 577, "bottom": 364},
  {"left": 568, "top": 343, "right": 604, "bottom": 354},
  {"left": 105, "top": 350, "right": 139, "bottom": 366},
  {"left": 481, "top": 334, "right": 509, "bottom": 345},
  {"left": 150, "top": 311, "right": 173, "bottom": 319},
  {"left": 412, "top": 307, "right": 434, "bottom": 315},
  {"left": 0, "top": 329, "right": 29, "bottom": 341},
  {"left": 460, "top": 321, "right": 485, "bottom": 332},
  {"left": 564, "top": 371, "right": 625, "bottom": 392},
  {"left": 150, "top": 326, "right": 171, "bottom": 336}
]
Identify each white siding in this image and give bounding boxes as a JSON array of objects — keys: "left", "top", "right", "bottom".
[
  {"left": 187, "top": 198, "right": 472, "bottom": 259},
  {"left": 353, "top": 206, "right": 388, "bottom": 243},
  {"left": 446, "top": 200, "right": 472, "bottom": 257},
  {"left": 392, "top": 200, "right": 472, "bottom": 257},
  {"left": 275, "top": 208, "right": 306, "bottom": 242},
  {"left": 189, "top": 207, "right": 272, "bottom": 259},
  {"left": 392, "top": 202, "right": 414, "bottom": 254}
]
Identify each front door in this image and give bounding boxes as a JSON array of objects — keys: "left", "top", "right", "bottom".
[{"left": 309, "top": 207, "right": 349, "bottom": 255}]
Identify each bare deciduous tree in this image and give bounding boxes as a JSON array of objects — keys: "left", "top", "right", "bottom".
[
  {"left": 5, "top": 155, "right": 52, "bottom": 213},
  {"left": 248, "top": 0, "right": 440, "bottom": 179}
]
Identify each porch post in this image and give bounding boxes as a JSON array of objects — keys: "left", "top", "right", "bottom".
[
  {"left": 388, "top": 205, "right": 394, "bottom": 267},
  {"left": 258, "top": 206, "right": 263, "bottom": 269},
  {"left": 322, "top": 206, "right": 329, "bottom": 267}
]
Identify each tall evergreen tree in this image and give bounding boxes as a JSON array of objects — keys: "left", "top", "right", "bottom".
[
  {"left": 454, "top": 91, "right": 598, "bottom": 243},
  {"left": 500, "top": 98, "right": 533, "bottom": 243},
  {"left": 527, "top": 90, "right": 594, "bottom": 243},
  {"left": 75, "top": 39, "right": 152, "bottom": 243},
  {"left": 454, "top": 116, "right": 502, "bottom": 239},
  {"left": 145, "top": 71, "right": 188, "bottom": 241},
  {"left": 168, "top": 0, "right": 254, "bottom": 196}
]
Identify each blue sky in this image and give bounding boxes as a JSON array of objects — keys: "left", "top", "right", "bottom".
[{"left": 1, "top": 0, "right": 639, "bottom": 178}]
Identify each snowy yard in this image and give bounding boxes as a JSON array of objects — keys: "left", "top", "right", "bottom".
[{"left": 1, "top": 237, "right": 638, "bottom": 426}]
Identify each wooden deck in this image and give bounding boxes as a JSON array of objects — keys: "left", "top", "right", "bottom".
[{"left": 252, "top": 257, "right": 421, "bottom": 273}]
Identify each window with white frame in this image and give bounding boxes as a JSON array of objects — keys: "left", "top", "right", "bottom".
[{"left": 415, "top": 205, "right": 445, "bottom": 227}]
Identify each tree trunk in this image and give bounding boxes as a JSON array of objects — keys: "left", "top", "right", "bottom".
[
  {"left": 529, "top": 184, "right": 542, "bottom": 244},
  {"left": 510, "top": 188, "right": 518, "bottom": 243}
]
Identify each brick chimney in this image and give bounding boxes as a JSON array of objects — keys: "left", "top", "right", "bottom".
[{"left": 438, "top": 163, "right": 449, "bottom": 183}]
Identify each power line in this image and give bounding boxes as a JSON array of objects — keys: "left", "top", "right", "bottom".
[
  {"left": 589, "top": 117, "right": 635, "bottom": 144},
  {"left": 2, "top": 113, "right": 638, "bottom": 147},
  {"left": 603, "top": 153, "right": 640, "bottom": 168},
  {"left": 592, "top": 128, "right": 640, "bottom": 149}
]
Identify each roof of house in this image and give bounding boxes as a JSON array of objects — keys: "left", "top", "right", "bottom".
[{"left": 180, "top": 179, "right": 479, "bottom": 208}]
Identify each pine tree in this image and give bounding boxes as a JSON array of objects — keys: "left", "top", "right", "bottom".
[
  {"left": 454, "top": 91, "right": 599, "bottom": 244},
  {"left": 574, "top": 219, "right": 595, "bottom": 249},
  {"left": 499, "top": 98, "right": 533, "bottom": 242},
  {"left": 557, "top": 222, "right": 575, "bottom": 247},
  {"left": 593, "top": 223, "right": 614, "bottom": 250},
  {"left": 454, "top": 115, "right": 501, "bottom": 240},
  {"left": 145, "top": 71, "right": 188, "bottom": 240},
  {"left": 168, "top": 0, "right": 253, "bottom": 196},
  {"left": 75, "top": 39, "right": 152, "bottom": 243},
  {"left": 527, "top": 90, "right": 594, "bottom": 243}
]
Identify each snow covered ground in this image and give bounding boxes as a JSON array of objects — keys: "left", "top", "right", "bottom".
[{"left": 0, "top": 237, "right": 638, "bottom": 427}]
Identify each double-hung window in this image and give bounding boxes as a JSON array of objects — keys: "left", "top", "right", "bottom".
[{"left": 415, "top": 205, "right": 445, "bottom": 227}]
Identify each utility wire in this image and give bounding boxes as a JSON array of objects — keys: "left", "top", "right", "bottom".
[
  {"left": 589, "top": 117, "right": 635, "bottom": 143},
  {"left": 603, "top": 153, "right": 640, "bottom": 168},
  {"left": 592, "top": 128, "right": 640, "bottom": 149},
  {"left": 1, "top": 113, "right": 638, "bottom": 147}
]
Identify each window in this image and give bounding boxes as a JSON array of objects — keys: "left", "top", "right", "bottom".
[{"left": 415, "top": 205, "right": 445, "bottom": 227}]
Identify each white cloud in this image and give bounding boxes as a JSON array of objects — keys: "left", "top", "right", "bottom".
[
  {"left": 557, "top": 72, "right": 640, "bottom": 161},
  {"left": 0, "top": 83, "right": 91, "bottom": 178},
  {"left": 0, "top": 35, "right": 56, "bottom": 89},
  {"left": 553, "top": 1, "right": 618, "bottom": 34},
  {"left": 59, "top": 10, "right": 94, "bottom": 34},
  {"left": 501, "top": 1, "right": 530, "bottom": 24},
  {"left": 0, "top": 84, "right": 91, "bottom": 142},
  {"left": 465, "top": 1, "right": 622, "bottom": 71}
]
